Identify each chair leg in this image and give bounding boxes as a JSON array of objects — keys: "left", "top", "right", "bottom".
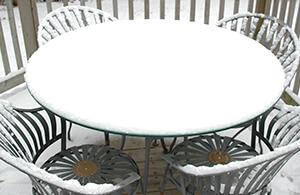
[
  {"left": 161, "top": 138, "right": 177, "bottom": 154},
  {"left": 105, "top": 132, "right": 110, "bottom": 145},
  {"left": 160, "top": 164, "right": 170, "bottom": 195},
  {"left": 120, "top": 135, "right": 126, "bottom": 150},
  {"left": 67, "top": 123, "right": 73, "bottom": 141}
]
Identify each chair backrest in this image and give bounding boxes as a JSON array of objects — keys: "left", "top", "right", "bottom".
[
  {"left": 216, "top": 12, "right": 300, "bottom": 89},
  {"left": 0, "top": 99, "right": 68, "bottom": 163},
  {"left": 0, "top": 148, "right": 140, "bottom": 195},
  {"left": 259, "top": 100, "right": 300, "bottom": 149},
  {"left": 163, "top": 139, "right": 300, "bottom": 194},
  {"left": 38, "top": 5, "right": 117, "bottom": 46}
]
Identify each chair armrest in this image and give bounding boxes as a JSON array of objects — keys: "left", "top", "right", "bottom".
[
  {"left": 0, "top": 149, "right": 139, "bottom": 195},
  {"left": 162, "top": 141, "right": 300, "bottom": 177},
  {"left": 113, "top": 172, "right": 140, "bottom": 187}
]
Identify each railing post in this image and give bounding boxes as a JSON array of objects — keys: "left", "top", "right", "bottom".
[
  {"left": 255, "top": 0, "right": 267, "bottom": 13},
  {"left": 18, "top": 0, "right": 39, "bottom": 59}
]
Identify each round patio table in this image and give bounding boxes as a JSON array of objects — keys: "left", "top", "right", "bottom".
[{"left": 25, "top": 20, "right": 285, "bottom": 194}]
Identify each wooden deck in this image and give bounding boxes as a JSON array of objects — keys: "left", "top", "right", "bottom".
[{"left": 109, "top": 136, "right": 183, "bottom": 195}]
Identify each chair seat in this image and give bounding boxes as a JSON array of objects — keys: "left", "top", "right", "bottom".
[
  {"left": 170, "top": 134, "right": 258, "bottom": 167},
  {"left": 161, "top": 134, "right": 258, "bottom": 194},
  {"left": 41, "top": 144, "right": 140, "bottom": 187}
]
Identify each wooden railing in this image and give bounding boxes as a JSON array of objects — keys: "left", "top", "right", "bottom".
[{"left": 1, "top": 0, "right": 300, "bottom": 99}]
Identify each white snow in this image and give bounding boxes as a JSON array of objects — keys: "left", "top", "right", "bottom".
[
  {"left": 0, "top": 0, "right": 300, "bottom": 194},
  {"left": 25, "top": 20, "right": 285, "bottom": 137}
]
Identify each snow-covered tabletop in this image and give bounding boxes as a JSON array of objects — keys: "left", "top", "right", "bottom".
[{"left": 25, "top": 20, "right": 285, "bottom": 137}]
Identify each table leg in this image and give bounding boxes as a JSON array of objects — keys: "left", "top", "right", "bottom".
[{"left": 142, "top": 137, "right": 155, "bottom": 194}]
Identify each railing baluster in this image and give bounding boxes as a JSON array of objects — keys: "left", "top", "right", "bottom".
[
  {"left": 46, "top": 0, "right": 52, "bottom": 13},
  {"left": 0, "top": 18, "right": 10, "bottom": 75},
  {"left": 160, "top": 0, "right": 165, "bottom": 19},
  {"left": 247, "top": 0, "right": 254, "bottom": 12},
  {"left": 264, "top": 0, "right": 272, "bottom": 15},
  {"left": 113, "top": 0, "right": 118, "bottom": 19},
  {"left": 271, "top": 0, "right": 280, "bottom": 17},
  {"left": 62, "top": 0, "right": 68, "bottom": 6},
  {"left": 219, "top": 0, "right": 225, "bottom": 20},
  {"left": 295, "top": 1, "right": 300, "bottom": 36},
  {"left": 175, "top": 0, "right": 180, "bottom": 20},
  {"left": 279, "top": 0, "right": 288, "bottom": 21},
  {"left": 129, "top": 0, "right": 134, "bottom": 20},
  {"left": 80, "top": 0, "right": 85, "bottom": 6},
  {"left": 190, "top": 0, "right": 196, "bottom": 21},
  {"left": 204, "top": 0, "right": 210, "bottom": 24},
  {"left": 233, "top": 0, "right": 239, "bottom": 14},
  {"left": 287, "top": 0, "right": 296, "bottom": 27},
  {"left": 145, "top": 0, "right": 150, "bottom": 19},
  {"left": 6, "top": 0, "right": 23, "bottom": 69},
  {"left": 96, "top": 0, "right": 102, "bottom": 10}
]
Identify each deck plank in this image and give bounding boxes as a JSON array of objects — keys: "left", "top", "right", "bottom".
[{"left": 109, "top": 136, "right": 202, "bottom": 194}]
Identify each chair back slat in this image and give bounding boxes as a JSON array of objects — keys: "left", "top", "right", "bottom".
[
  {"left": 216, "top": 12, "right": 300, "bottom": 89},
  {"left": 38, "top": 6, "right": 117, "bottom": 46},
  {"left": 255, "top": 18, "right": 270, "bottom": 42},
  {"left": 0, "top": 100, "right": 67, "bottom": 163}
]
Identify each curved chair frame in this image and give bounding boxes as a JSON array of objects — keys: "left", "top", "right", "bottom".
[
  {"left": 38, "top": 5, "right": 117, "bottom": 46},
  {"left": 161, "top": 101, "right": 300, "bottom": 194},
  {"left": 0, "top": 100, "right": 141, "bottom": 194},
  {"left": 0, "top": 149, "right": 140, "bottom": 195},
  {"left": 216, "top": 12, "right": 300, "bottom": 89}
]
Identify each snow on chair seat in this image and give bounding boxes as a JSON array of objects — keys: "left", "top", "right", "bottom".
[{"left": 0, "top": 100, "right": 141, "bottom": 194}]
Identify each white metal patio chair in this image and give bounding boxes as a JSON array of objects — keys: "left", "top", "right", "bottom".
[
  {"left": 38, "top": 5, "right": 117, "bottom": 46},
  {"left": 161, "top": 100, "right": 300, "bottom": 194},
  {"left": 0, "top": 100, "right": 141, "bottom": 194},
  {"left": 37, "top": 5, "right": 125, "bottom": 148},
  {"left": 216, "top": 12, "right": 300, "bottom": 89}
]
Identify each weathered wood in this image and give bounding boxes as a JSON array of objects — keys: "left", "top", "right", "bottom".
[
  {"left": 62, "top": 0, "right": 68, "bottom": 6},
  {"left": 46, "top": 0, "right": 52, "bottom": 13},
  {"left": 96, "top": 0, "right": 102, "bottom": 10},
  {"left": 255, "top": 0, "right": 267, "bottom": 13},
  {"left": 282, "top": 88, "right": 300, "bottom": 106},
  {"left": 80, "top": 0, "right": 85, "bottom": 6},
  {"left": 271, "top": 0, "right": 280, "bottom": 16},
  {"left": 287, "top": 0, "right": 296, "bottom": 27},
  {"left": 18, "top": 0, "right": 38, "bottom": 60},
  {"left": 0, "top": 70, "right": 25, "bottom": 94},
  {"left": 293, "top": 67, "right": 300, "bottom": 94},
  {"left": 6, "top": 0, "right": 23, "bottom": 68},
  {"left": 263, "top": 0, "right": 271, "bottom": 15},
  {"left": 233, "top": 0, "right": 239, "bottom": 14},
  {"left": 144, "top": 0, "right": 150, "bottom": 19},
  {"left": 2, "top": 0, "right": 300, "bottom": 97},
  {"left": 109, "top": 136, "right": 187, "bottom": 194},
  {"left": 204, "top": 0, "right": 210, "bottom": 24},
  {"left": 160, "top": 0, "right": 165, "bottom": 19},
  {"left": 219, "top": 0, "right": 225, "bottom": 20},
  {"left": 190, "top": 0, "right": 196, "bottom": 21},
  {"left": 129, "top": 0, "right": 134, "bottom": 20},
  {"left": 0, "top": 18, "right": 10, "bottom": 75},
  {"left": 247, "top": 0, "right": 254, "bottom": 12},
  {"left": 112, "top": 0, "right": 118, "bottom": 18},
  {"left": 279, "top": 0, "right": 288, "bottom": 21},
  {"left": 175, "top": 0, "right": 180, "bottom": 20},
  {"left": 295, "top": 1, "right": 300, "bottom": 36}
]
